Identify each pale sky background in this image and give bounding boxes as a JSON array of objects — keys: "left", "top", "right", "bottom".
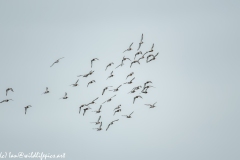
[{"left": 0, "top": 0, "right": 240, "bottom": 160}]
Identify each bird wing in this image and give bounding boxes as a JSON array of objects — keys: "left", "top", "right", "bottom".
[
  {"left": 129, "top": 42, "right": 133, "bottom": 48},
  {"left": 118, "top": 85, "right": 122, "bottom": 89},
  {"left": 93, "top": 97, "right": 99, "bottom": 102},
  {"left": 137, "top": 43, "right": 141, "bottom": 51},
  {"left": 130, "top": 111, "right": 134, "bottom": 116},
  {"left": 133, "top": 97, "right": 136, "bottom": 104},
  {"left": 113, "top": 119, "right": 119, "bottom": 122},
  {"left": 153, "top": 102, "right": 157, "bottom": 105},
  {"left": 98, "top": 116, "right": 101, "bottom": 122},
  {"left": 76, "top": 79, "right": 79, "bottom": 84},
  {"left": 100, "top": 122, "right": 102, "bottom": 128},
  {"left": 111, "top": 71, "right": 113, "bottom": 75},
  {"left": 155, "top": 52, "right": 159, "bottom": 57},
  {"left": 50, "top": 62, "right": 56, "bottom": 67},
  {"left": 106, "top": 124, "right": 110, "bottom": 131},
  {"left": 102, "top": 88, "right": 106, "bottom": 95},
  {"left": 65, "top": 92, "right": 67, "bottom": 96},
  {"left": 151, "top": 43, "right": 154, "bottom": 50},
  {"left": 58, "top": 57, "right": 64, "bottom": 60},
  {"left": 25, "top": 107, "right": 27, "bottom": 114},
  {"left": 79, "top": 107, "right": 81, "bottom": 114},
  {"left": 141, "top": 34, "right": 143, "bottom": 41},
  {"left": 131, "top": 77, "right": 135, "bottom": 82},
  {"left": 91, "top": 60, "right": 93, "bottom": 68},
  {"left": 99, "top": 105, "right": 102, "bottom": 110}
]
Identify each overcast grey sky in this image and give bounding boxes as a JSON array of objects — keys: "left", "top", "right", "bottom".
[{"left": 0, "top": 0, "right": 240, "bottom": 160}]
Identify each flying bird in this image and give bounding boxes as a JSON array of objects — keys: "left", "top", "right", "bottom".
[
  {"left": 106, "top": 119, "right": 119, "bottom": 131},
  {"left": 60, "top": 92, "right": 68, "bottom": 99},
  {"left": 105, "top": 62, "right": 114, "bottom": 71},
  {"left": 147, "top": 52, "right": 159, "bottom": 63},
  {"left": 102, "top": 86, "right": 113, "bottom": 95},
  {"left": 122, "top": 111, "right": 134, "bottom": 118},
  {"left": 121, "top": 56, "right": 132, "bottom": 65},
  {"left": 92, "top": 105, "right": 102, "bottom": 113},
  {"left": 91, "top": 58, "right": 99, "bottom": 68},
  {"left": 42, "top": 87, "right": 49, "bottom": 94},
  {"left": 113, "top": 109, "right": 121, "bottom": 116},
  {"left": 106, "top": 71, "right": 114, "bottom": 80},
  {"left": 70, "top": 79, "right": 79, "bottom": 87},
  {"left": 147, "top": 43, "right": 154, "bottom": 53},
  {"left": 133, "top": 95, "right": 143, "bottom": 104},
  {"left": 83, "top": 107, "right": 91, "bottom": 116},
  {"left": 86, "top": 97, "right": 99, "bottom": 106},
  {"left": 134, "top": 51, "right": 142, "bottom": 60},
  {"left": 24, "top": 105, "right": 32, "bottom": 114},
  {"left": 87, "top": 80, "right": 96, "bottom": 87},
  {"left": 0, "top": 99, "right": 13, "bottom": 103},
  {"left": 126, "top": 72, "right": 134, "bottom": 79},
  {"left": 124, "top": 77, "right": 135, "bottom": 85},
  {"left": 78, "top": 70, "right": 94, "bottom": 77},
  {"left": 145, "top": 102, "right": 157, "bottom": 108},
  {"left": 123, "top": 42, "right": 133, "bottom": 53},
  {"left": 113, "top": 105, "right": 121, "bottom": 111},
  {"left": 6, "top": 88, "right": 14, "bottom": 96},
  {"left": 109, "top": 85, "right": 122, "bottom": 92},
  {"left": 130, "top": 59, "right": 140, "bottom": 68},
  {"left": 91, "top": 116, "right": 101, "bottom": 125},
  {"left": 102, "top": 95, "right": 116, "bottom": 104},
  {"left": 137, "top": 34, "right": 144, "bottom": 50},
  {"left": 144, "top": 81, "right": 152, "bottom": 88},
  {"left": 50, "top": 57, "right": 64, "bottom": 67}
]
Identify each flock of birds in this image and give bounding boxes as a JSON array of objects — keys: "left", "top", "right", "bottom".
[{"left": 1, "top": 34, "right": 159, "bottom": 131}]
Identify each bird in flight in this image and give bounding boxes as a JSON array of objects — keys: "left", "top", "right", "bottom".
[
  {"left": 42, "top": 87, "right": 49, "bottom": 94},
  {"left": 133, "top": 95, "right": 143, "bottom": 104},
  {"left": 121, "top": 56, "right": 132, "bottom": 65},
  {"left": 91, "top": 58, "right": 99, "bottom": 68},
  {"left": 123, "top": 42, "right": 133, "bottom": 53},
  {"left": 122, "top": 111, "right": 134, "bottom": 118},
  {"left": 0, "top": 99, "right": 13, "bottom": 103},
  {"left": 79, "top": 104, "right": 86, "bottom": 114},
  {"left": 102, "top": 95, "right": 116, "bottom": 104},
  {"left": 78, "top": 70, "right": 94, "bottom": 77},
  {"left": 147, "top": 43, "right": 154, "bottom": 53},
  {"left": 106, "top": 119, "right": 119, "bottom": 131},
  {"left": 102, "top": 86, "right": 113, "bottom": 95},
  {"left": 60, "top": 92, "right": 68, "bottom": 99},
  {"left": 113, "top": 104, "right": 121, "bottom": 111},
  {"left": 124, "top": 77, "right": 135, "bottom": 85},
  {"left": 144, "top": 81, "right": 152, "bottom": 88},
  {"left": 130, "top": 59, "right": 140, "bottom": 68},
  {"left": 6, "top": 88, "right": 14, "bottom": 96},
  {"left": 92, "top": 105, "right": 102, "bottom": 113},
  {"left": 87, "top": 80, "right": 96, "bottom": 87},
  {"left": 93, "top": 122, "right": 102, "bottom": 131},
  {"left": 109, "top": 85, "right": 122, "bottom": 92},
  {"left": 86, "top": 97, "right": 99, "bottom": 106},
  {"left": 24, "top": 105, "right": 32, "bottom": 114},
  {"left": 91, "top": 116, "right": 101, "bottom": 125},
  {"left": 50, "top": 57, "right": 64, "bottom": 67},
  {"left": 70, "top": 79, "right": 79, "bottom": 87},
  {"left": 106, "top": 71, "right": 114, "bottom": 80},
  {"left": 83, "top": 107, "right": 91, "bottom": 116},
  {"left": 137, "top": 34, "right": 144, "bottom": 51},
  {"left": 134, "top": 51, "right": 142, "bottom": 60},
  {"left": 113, "top": 109, "right": 121, "bottom": 116},
  {"left": 145, "top": 102, "right": 157, "bottom": 108},
  {"left": 126, "top": 72, "right": 134, "bottom": 79},
  {"left": 105, "top": 62, "right": 114, "bottom": 71},
  {"left": 147, "top": 52, "right": 159, "bottom": 63}
]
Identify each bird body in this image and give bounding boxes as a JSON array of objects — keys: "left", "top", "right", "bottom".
[{"left": 50, "top": 57, "right": 64, "bottom": 67}]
